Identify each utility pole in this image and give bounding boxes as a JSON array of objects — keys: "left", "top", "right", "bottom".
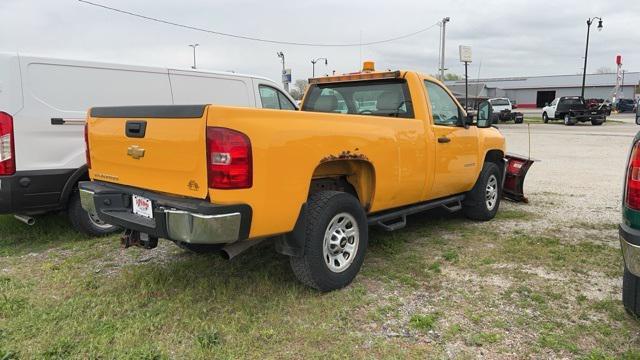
[
  {"left": 311, "top": 57, "right": 328, "bottom": 78},
  {"left": 580, "top": 17, "right": 603, "bottom": 98},
  {"left": 277, "top": 51, "right": 289, "bottom": 92},
  {"left": 188, "top": 44, "right": 199, "bottom": 69},
  {"left": 439, "top": 17, "right": 450, "bottom": 81}
]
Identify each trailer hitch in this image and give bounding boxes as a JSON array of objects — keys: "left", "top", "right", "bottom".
[{"left": 120, "top": 229, "right": 158, "bottom": 249}]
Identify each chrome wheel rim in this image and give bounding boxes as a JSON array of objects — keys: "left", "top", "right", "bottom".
[
  {"left": 88, "top": 212, "right": 114, "bottom": 230},
  {"left": 485, "top": 175, "right": 498, "bottom": 211},
  {"left": 323, "top": 212, "right": 359, "bottom": 273}
]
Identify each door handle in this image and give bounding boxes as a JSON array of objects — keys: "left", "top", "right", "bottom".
[{"left": 438, "top": 136, "right": 451, "bottom": 143}]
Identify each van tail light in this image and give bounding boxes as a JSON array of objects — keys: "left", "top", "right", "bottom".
[
  {"left": 84, "top": 123, "right": 91, "bottom": 170},
  {"left": 626, "top": 141, "right": 640, "bottom": 210},
  {"left": 0, "top": 112, "right": 16, "bottom": 176},
  {"left": 206, "top": 127, "right": 252, "bottom": 189}
]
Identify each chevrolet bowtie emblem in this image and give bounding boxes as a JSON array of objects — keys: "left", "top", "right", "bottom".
[{"left": 127, "top": 145, "right": 145, "bottom": 160}]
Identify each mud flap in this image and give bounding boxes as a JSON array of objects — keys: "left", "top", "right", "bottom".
[{"left": 502, "top": 153, "right": 537, "bottom": 203}]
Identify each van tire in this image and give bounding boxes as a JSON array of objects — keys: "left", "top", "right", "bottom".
[
  {"left": 463, "top": 162, "right": 501, "bottom": 221},
  {"left": 289, "top": 191, "right": 368, "bottom": 292},
  {"left": 68, "top": 192, "right": 119, "bottom": 237},
  {"left": 623, "top": 268, "right": 640, "bottom": 317}
]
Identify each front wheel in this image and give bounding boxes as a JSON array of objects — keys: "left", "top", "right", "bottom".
[
  {"left": 542, "top": 112, "right": 549, "bottom": 123},
  {"left": 463, "top": 162, "right": 501, "bottom": 221},
  {"left": 68, "top": 192, "right": 120, "bottom": 236},
  {"left": 623, "top": 268, "right": 640, "bottom": 317},
  {"left": 290, "top": 191, "right": 368, "bottom": 292}
]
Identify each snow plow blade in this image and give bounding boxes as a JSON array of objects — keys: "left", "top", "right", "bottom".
[{"left": 503, "top": 153, "right": 536, "bottom": 203}]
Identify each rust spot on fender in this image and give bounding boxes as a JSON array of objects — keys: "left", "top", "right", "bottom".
[{"left": 321, "top": 150, "right": 369, "bottom": 163}]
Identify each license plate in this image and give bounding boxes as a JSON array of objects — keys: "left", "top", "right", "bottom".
[
  {"left": 132, "top": 195, "right": 153, "bottom": 219},
  {"left": 591, "top": 111, "right": 597, "bottom": 115}
]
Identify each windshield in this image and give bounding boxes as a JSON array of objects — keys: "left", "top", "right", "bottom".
[
  {"left": 302, "top": 79, "right": 414, "bottom": 118},
  {"left": 561, "top": 98, "right": 584, "bottom": 105},
  {"left": 490, "top": 99, "right": 510, "bottom": 106}
]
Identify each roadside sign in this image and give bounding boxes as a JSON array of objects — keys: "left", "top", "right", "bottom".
[
  {"left": 282, "top": 68, "right": 292, "bottom": 84},
  {"left": 459, "top": 45, "right": 472, "bottom": 63}
]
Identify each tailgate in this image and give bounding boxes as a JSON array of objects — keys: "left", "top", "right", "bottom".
[{"left": 87, "top": 105, "right": 209, "bottom": 199}]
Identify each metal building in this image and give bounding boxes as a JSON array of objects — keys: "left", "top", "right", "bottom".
[{"left": 445, "top": 72, "right": 639, "bottom": 108}]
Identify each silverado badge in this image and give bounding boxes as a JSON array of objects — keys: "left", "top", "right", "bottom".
[{"left": 127, "top": 145, "right": 145, "bottom": 160}]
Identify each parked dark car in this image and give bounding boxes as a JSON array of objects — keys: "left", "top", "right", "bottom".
[
  {"left": 616, "top": 98, "right": 637, "bottom": 113},
  {"left": 620, "top": 104, "right": 640, "bottom": 317}
]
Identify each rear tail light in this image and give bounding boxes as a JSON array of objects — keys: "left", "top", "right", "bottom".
[
  {"left": 0, "top": 112, "right": 15, "bottom": 175},
  {"left": 84, "top": 123, "right": 91, "bottom": 170},
  {"left": 206, "top": 127, "right": 252, "bottom": 189},
  {"left": 626, "top": 141, "right": 640, "bottom": 210}
]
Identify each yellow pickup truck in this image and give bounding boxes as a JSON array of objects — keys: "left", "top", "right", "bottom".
[{"left": 79, "top": 63, "right": 506, "bottom": 291}]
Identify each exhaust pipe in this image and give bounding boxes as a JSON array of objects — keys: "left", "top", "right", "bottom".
[
  {"left": 14, "top": 215, "right": 35, "bottom": 226},
  {"left": 221, "top": 238, "right": 265, "bottom": 260}
]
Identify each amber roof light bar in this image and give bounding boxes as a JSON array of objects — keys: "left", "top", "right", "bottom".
[{"left": 309, "top": 70, "right": 401, "bottom": 85}]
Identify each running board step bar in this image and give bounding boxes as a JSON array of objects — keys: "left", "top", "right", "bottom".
[{"left": 368, "top": 195, "right": 465, "bottom": 232}]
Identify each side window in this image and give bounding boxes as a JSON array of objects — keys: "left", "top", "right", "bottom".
[
  {"left": 277, "top": 91, "right": 296, "bottom": 110},
  {"left": 259, "top": 85, "right": 296, "bottom": 110},
  {"left": 259, "top": 86, "right": 280, "bottom": 109},
  {"left": 424, "top": 81, "right": 461, "bottom": 126},
  {"left": 550, "top": 98, "right": 558, "bottom": 106}
]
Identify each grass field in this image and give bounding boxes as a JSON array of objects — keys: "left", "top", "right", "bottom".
[{"left": 0, "top": 203, "right": 638, "bottom": 359}]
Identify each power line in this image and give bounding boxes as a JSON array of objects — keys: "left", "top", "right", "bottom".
[{"left": 78, "top": 0, "right": 439, "bottom": 47}]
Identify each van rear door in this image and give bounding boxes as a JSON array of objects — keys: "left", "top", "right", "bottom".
[{"left": 87, "top": 105, "right": 209, "bottom": 199}]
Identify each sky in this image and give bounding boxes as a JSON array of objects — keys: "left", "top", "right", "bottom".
[{"left": 1, "top": 0, "right": 639, "bottom": 86}]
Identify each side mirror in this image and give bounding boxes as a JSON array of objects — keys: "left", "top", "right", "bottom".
[{"left": 477, "top": 101, "right": 492, "bottom": 128}]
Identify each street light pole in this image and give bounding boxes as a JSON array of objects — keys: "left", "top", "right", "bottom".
[
  {"left": 277, "top": 52, "right": 288, "bottom": 92},
  {"left": 188, "top": 43, "right": 199, "bottom": 69},
  {"left": 439, "top": 17, "right": 450, "bottom": 81},
  {"left": 580, "top": 17, "right": 603, "bottom": 98},
  {"left": 311, "top": 57, "right": 328, "bottom": 78}
]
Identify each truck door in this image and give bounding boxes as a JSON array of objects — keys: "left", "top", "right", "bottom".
[{"left": 424, "top": 81, "right": 479, "bottom": 198}]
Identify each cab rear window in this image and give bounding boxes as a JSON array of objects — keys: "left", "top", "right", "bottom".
[{"left": 302, "top": 79, "right": 414, "bottom": 118}]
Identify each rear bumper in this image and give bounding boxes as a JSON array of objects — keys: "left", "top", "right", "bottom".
[
  {"left": 0, "top": 169, "right": 79, "bottom": 215},
  {"left": 78, "top": 181, "right": 252, "bottom": 244},
  {"left": 620, "top": 223, "right": 640, "bottom": 277}
]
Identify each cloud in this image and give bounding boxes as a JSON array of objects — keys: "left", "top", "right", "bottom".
[{"left": 0, "top": 0, "right": 638, "bottom": 85}]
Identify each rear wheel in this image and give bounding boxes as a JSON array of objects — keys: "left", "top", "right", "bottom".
[
  {"left": 542, "top": 112, "right": 549, "bottom": 123},
  {"left": 623, "top": 268, "right": 640, "bottom": 317},
  {"left": 463, "top": 162, "right": 501, "bottom": 221},
  {"left": 290, "top": 191, "right": 368, "bottom": 292},
  {"left": 68, "top": 192, "right": 119, "bottom": 237},
  {"left": 591, "top": 119, "right": 604, "bottom": 126}
]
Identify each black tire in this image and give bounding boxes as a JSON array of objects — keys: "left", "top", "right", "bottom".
[
  {"left": 591, "top": 119, "right": 604, "bottom": 126},
  {"left": 463, "top": 162, "right": 501, "bottom": 221},
  {"left": 68, "top": 192, "right": 120, "bottom": 237},
  {"left": 542, "top": 112, "right": 549, "bottom": 123},
  {"left": 623, "top": 268, "right": 640, "bottom": 317},
  {"left": 515, "top": 118, "right": 523, "bottom": 124},
  {"left": 289, "top": 191, "right": 368, "bottom": 292}
]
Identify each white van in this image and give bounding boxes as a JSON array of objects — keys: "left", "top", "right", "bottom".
[{"left": 0, "top": 52, "right": 296, "bottom": 235}]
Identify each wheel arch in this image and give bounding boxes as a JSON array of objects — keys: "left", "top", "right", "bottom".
[
  {"left": 59, "top": 165, "right": 89, "bottom": 209},
  {"left": 309, "top": 159, "right": 376, "bottom": 211}
]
